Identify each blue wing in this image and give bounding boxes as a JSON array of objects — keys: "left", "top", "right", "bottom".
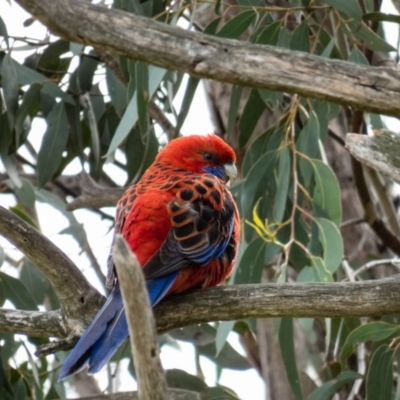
[{"left": 58, "top": 272, "right": 177, "bottom": 380}]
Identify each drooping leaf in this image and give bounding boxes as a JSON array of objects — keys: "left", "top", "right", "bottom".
[
  {"left": 323, "top": 0, "right": 362, "bottom": 20},
  {"left": 311, "top": 255, "right": 332, "bottom": 282},
  {"left": 175, "top": 76, "right": 200, "bottom": 136},
  {"left": 274, "top": 146, "right": 291, "bottom": 223},
  {"left": 308, "top": 371, "right": 363, "bottom": 400},
  {"left": 341, "top": 322, "right": 400, "bottom": 364},
  {"left": 238, "top": 89, "right": 266, "bottom": 148},
  {"left": 227, "top": 86, "right": 242, "bottom": 138},
  {"left": 279, "top": 317, "right": 303, "bottom": 400},
  {"left": 311, "top": 159, "right": 342, "bottom": 226},
  {"left": 256, "top": 20, "right": 282, "bottom": 46},
  {"left": 37, "top": 102, "right": 69, "bottom": 186},
  {"left": 136, "top": 62, "right": 149, "bottom": 136},
  {"left": 107, "top": 66, "right": 166, "bottom": 155},
  {"left": 315, "top": 218, "right": 344, "bottom": 273},
  {"left": 366, "top": 344, "right": 394, "bottom": 400},
  {"left": 215, "top": 321, "right": 235, "bottom": 356},
  {"left": 166, "top": 369, "right": 207, "bottom": 392},
  {"left": 106, "top": 67, "right": 127, "bottom": 117},
  {"left": 0, "top": 16, "right": 9, "bottom": 49},
  {"left": 0, "top": 271, "right": 38, "bottom": 311},
  {"left": 1, "top": 53, "right": 19, "bottom": 131},
  {"left": 290, "top": 20, "right": 310, "bottom": 52},
  {"left": 216, "top": 10, "right": 257, "bottom": 39},
  {"left": 347, "top": 21, "right": 396, "bottom": 52},
  {"left": 348, "top": 47, "right": 369, "bottom": 65}
]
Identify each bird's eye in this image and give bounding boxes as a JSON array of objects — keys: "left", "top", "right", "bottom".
[{"left": 203, "top": 152, "right": 214, "bottom": 161}]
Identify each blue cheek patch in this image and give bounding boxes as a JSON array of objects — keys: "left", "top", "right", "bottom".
[{"left": 203, "top": 166, "right": 225, "bottom": 180}]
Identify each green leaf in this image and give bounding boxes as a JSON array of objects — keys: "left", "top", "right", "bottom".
[
  {"left": 323, "top": 0, "right": 362, "bottom": 20},
  {"left": 215, "top": 321, "right": 235, "bottom": 356},
  {"left": 256, "top": 20, "right": 282, "bottom": 45},
  {"left": 41, "top": 82, "right": 74, "bottom": 104},
  {"left": 341, "top": 322, "right": 400, "bottom": 364},
  {"left": 216, "top": 10, "right": 257, "bottom": 39},
  {"left": 311, "top": 159, "right": 342, "bottom": 226},
  {"left": 347, "top": 21, "right": 396, "bottom": 52},
  {"left": 20, "top": 258, "right": 57, "bottom": 307},
  {"left": 77, "top": 53, "right": 99, "bottom": 92},
  {"left": 204, "top": 17, "right": 222, "bottom": 35},
  {"left": 166, "top": 369, "right": 207, "bottom": 392},
  {"left": 106, "top": 67, "right": 127, "bottom": 117},
  {"left": 238, "top": 89, "right": 266, "bottom": 148},
  {"left": 274, "top": 147, "right": 291, "bottom": 223},
  {"left": 311, "top": 256, "right": 332, "bottom": 282},
  {"left": 363, "top": 12, "right": 400, "bottom": 24},
  {"left": 0, "top": 271, "right": 38, "bottom": 310},
  {"left": 308, "top": 371, "right": 363, "bottom": 400},
  {"left": 136, "top": 62, "right": 149, "bottom": 136},
  {"left": 37, "top": 102, "right": 69, "bottom": 186},
  {"left": 234, "top": 238, "right": 266, "bottom": 284},
  {"left": 348, "top": 47, "right": 369, "bottom": 65},
  {"left": 279, "top": 318, "right": 303, "bottom": 400},
  {"left": 227, "top": 86, "right": 243, "bottom": 138},
  {"left": 0, "top": 16, "right": 9, "bottom": 50},
  {"left": 1, "top": 54, "right": 19, "bottom": 131},
  {"left": 175, "top": 76, "right": 200, "bottom": 136},
  {"left": 315, "top": 218, "right": 344, "bottom": 273},
  {"left": 107, "top": 66, "right": 166, "bottom": 155},
  {"left": 366, "top": 344, "right": 393, "bottom": 400},
  {"left": 320, "top": 34, "right": 337, "bottom": 58},
  {"left": 290, "top": 20, "right": 310, "bottom": 52},
  {"left": 202, "top": 387, "right": 240, "bottom": 399}
]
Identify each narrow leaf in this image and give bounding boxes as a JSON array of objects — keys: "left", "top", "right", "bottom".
[
  {"left": 215, "top": 320, "right": 235, "bottom": 356},
  {"left": 274, "top": 146, "right": 291, "bottom": 223},
  {"left": 1, "top": 54, "right": 19, "bottom": 131},
  {"left": 0, "top": 271, "right": 38, "bottom": 310},
  {"left": 279, "top": 317, "right": 303, "bottom": 400},
  {"left": 366, "top": 344, "right": 393, "bottom": 400},
  {"left": 311, "top": 159, "right": 342, "bottom": 226},
  {"left": 136, "top": 62, "right": 149, "bottom": 136},
  {"left": 107, "top": 66, "right": 166, "bottom": 155},
  {"left": 311, "top": 256, "right": 332, "bottom": 282},
  {"left": 227, "top": 85, "right": 243, "bottom": 137},
  {"left": 315, "top": 218, "right": 344, "bottom": 273},
  {"left": 341, "top": 322, "right": 400, "bottom": 364},
  {"left": 290, "top": 20, "right": 310, "bottom": 52},
  {"left": 238, "top": 89, "right": 266, "bottom": 148},
  {"left": 216, "top": 10, "right": 257, "bottom": 39},
  {"left": 106, "top": 67, "right": 127, "bottom": 117},
  {"left": 37, "top": 102, "right": 69, "bottom": 186},
  {"left": 323, "top": 0, "right": 362, "bottom": 20}
]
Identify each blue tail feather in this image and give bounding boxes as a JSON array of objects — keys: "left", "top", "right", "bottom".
[{"left": 59, "top": 272, "right": 178, "bottom": 380}]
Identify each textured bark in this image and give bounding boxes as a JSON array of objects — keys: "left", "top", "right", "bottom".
[
  {"left": 13, "top": 0, "right": 400, "bottom": 118},
  {"left": 113, "top": 236, "right": 168, "bottom": 400}
]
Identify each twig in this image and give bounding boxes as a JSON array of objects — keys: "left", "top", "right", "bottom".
[
  {"left": 113, "top": 235, "right": 168, "bottom": 400},
  {"left": 66, "top": 172, "right": 125, "bottom": 211},
  {"left": 352, "top": 258, "right": 400, "bottom": 279}
]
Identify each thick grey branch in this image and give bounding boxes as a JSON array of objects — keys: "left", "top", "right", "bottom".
[
  {"left": 2, "top": 275, "right": 400, "bottom": 348},
  {"left": 346, "top": 131, "right": 400, "bottom": 184},
  {"left": 153, "top": 274, "right": 400, "bottom": 333},
  {"left": 15, "top": 0, "right": 400, "bottom": 118},
  {"left": 0, "top": 206, "right": 104, "bottom": 323},
  {"left": 113, "top": 235, "right": 168, "bottom": 400}
]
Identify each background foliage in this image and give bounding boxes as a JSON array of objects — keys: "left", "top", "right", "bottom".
[{"left": 1, "top": 0, "right": 400, "bottom": 398}]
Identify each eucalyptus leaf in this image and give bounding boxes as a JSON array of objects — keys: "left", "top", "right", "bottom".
[{"left": 216, "top": 10, "right": 257, "bottom": 39}]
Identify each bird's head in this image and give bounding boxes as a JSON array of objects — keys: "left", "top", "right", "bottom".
[{"left": 157, "top": 134, "right": 237, "bottom": 184}]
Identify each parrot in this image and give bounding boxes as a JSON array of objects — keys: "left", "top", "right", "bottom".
[{"left": 59, "top": 134, "right": 239, "bottom": 380}]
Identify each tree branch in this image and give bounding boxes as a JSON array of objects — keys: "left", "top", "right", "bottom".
[
  {"left": 113, "top": 235, "right": 168, "bottom": 400},
  {"left": 2, "top": 275, "right": 400, "bottom": 349},
  {"left": 66, "top": 172, "right": 125, "bottom": 211},
  {"left": 15, "top": 0, "right": 400, "bottom": 118},
  {"left": 0, "top": 206, "right": 104, "bottom": 323},
  {"left": 346, "top": 131, "right": 400, "bottom": 185}
]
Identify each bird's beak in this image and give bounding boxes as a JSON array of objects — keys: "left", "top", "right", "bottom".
[{"left": 223, "top": 162, "right": 237, "bottom": 184}]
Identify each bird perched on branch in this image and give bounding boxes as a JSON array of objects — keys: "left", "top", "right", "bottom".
[{"left": 59, "top": 134, "right": 239, "bottom": 380}]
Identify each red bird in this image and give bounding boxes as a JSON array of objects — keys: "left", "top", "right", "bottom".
[{"left": 59, "top": 134, "right": 239, "bottom": 379}]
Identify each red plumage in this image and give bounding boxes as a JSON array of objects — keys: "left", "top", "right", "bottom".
[{"left": 107, "top": 134, "right": 240, "bottom": 294}]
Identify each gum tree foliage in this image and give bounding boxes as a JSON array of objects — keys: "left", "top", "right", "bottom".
[{"left": 1, "top": 0, "right": 400, "bottom": 399}]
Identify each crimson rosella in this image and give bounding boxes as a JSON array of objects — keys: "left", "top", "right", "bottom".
[{"left": 59, "top": 134, "right": 240, "bottom": 379}]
